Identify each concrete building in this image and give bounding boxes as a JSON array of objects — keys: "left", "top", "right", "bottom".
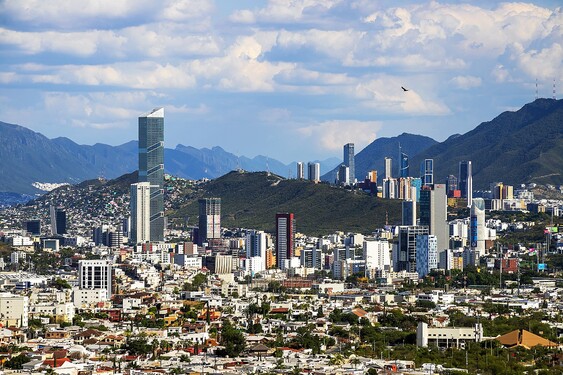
[
  {"left": 419, "top": 184, "right": 449, "bottom": 252},
  {"left": 417, "top": 322, "right": 483, "bottom": 348},
  {"left": 384, "top": 157, "right": 393, "bottom": 179},
  {"left": 0, "top": 293, "right": 29, "bottom": 328},
  {"left": 363, "top": 238, "right": 391, "bottom": 278},
  {"left": 130, "top": 182, "right": 152, "bottom": 244},
  {"left": 308, "top": 162, "right": 320, "bottom": 183},
  {"left": 78, "top": 260, "right": 112, "bottom": 300},
  {"left": 296, "top": 162, "right": 304, "bottom": 179},
  {"left": 343, "top": 143, "right": 355, "bottom": 184},
  {"left": 276, "top": 213, "right": 295, "bottom": 270},
  {"left": 198, "top": 198, "right": 221, "bottom": 246}
]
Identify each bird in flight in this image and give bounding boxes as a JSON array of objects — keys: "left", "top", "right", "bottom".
[{"left": 401, "top": 86, "right": 409, "bottom": 92}]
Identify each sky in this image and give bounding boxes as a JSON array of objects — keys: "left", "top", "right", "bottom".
[{"left": 0, "top": 0, "right": 562, "bottom": 164}]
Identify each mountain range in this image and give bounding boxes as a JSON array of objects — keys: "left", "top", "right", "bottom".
[
  {"left": 0, "top": 121, "right": 339, "bottom": 195},
  {"left": 1, "top": 98, "right": 561, "bottom": 197}
]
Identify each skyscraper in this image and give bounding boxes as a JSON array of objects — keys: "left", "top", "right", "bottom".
[
  {"left": 419, "top": 184, "right": 449, "bottom": 251},
  {"left": 55, "top": 209, "right": 67, "bottom": 235},
  {"left": 338, "top": 164, "right": 350, "bottom": 185},
  {"left": 307, "top": 162, "right": 320, "bottom": 182},
  {"left": 343, "top": 143, "right": 355, "bottom": 184},
  {"left": 397, "top": 225, "right": 429, "bottom": 272},
  {"left": 416, "top": 234, "right": 438, "bottom": 278},
  {"left": 276, "top": 213, "right": 295, "bottom": 270},
  {"left": 402, "top": 200, "right": 417, "bottom": 226},
  {"left": 458, "top": 161, "right": 473, "bottom": 206},
  {"left": 130, "top": 182, "right": 151, "bottom": 244},
  {"left": 138, "top": 108, "right": 165, "bottom": 242},
  {"left": 50, "top": 206, "right": 66, "bottom": 236},
  {"left": 384, "top": 157, "right": 393, "bottom": 179},
  {"left": 198, "top": 198, "right": 221, "bottom": 246},
  {"left": 421, "top": 159, "right": 434, "bottom": 187},
  {"left": 296, "top": 162, "right": 304, "bottom": 179},
  {"left": 26, "top": 220, "right": 41, "bottom": 236},
  {"left": 400, "top": 151, "right": 409, "bottom": 178},
  {"left": 470, "top": 198, "right": 486, "bottom": 259}
]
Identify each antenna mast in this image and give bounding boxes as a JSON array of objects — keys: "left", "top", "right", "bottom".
[
  {"left": 553, "top": 78, "right": 556, "bottom": 100},
  {"left": 535, "top": 78, "right": 538, "bottom": 100}
]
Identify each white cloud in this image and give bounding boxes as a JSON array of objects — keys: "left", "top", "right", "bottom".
[
  {"left": 230, "top": 0, "right": 342, "bottom": 24},
  {"left": 450, "top": 75, "right": 482, "bottom": 90},
  {"left": 354, "top": 76, "right": 450, "bottom": 116},
  {"left": 297, "top": 120, "right": 379, "bottom": 152}
]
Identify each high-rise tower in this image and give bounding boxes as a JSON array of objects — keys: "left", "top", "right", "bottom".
[
  {"left": 276, "top": 213, "right": 295, "bottom": 270},
  {"left": 130, "top": 182, "right": 151, "bottom": 244},
  {"left": 421, "top": 159, "right": 434, "bottom": 187},
  {"left": 343, "top": 143, "right": 355, "bottom": 184},
  {"left": 400, "top": 151, "right": 409, "bottom": 178},
  {"left": 419, "top": 184, "right": 448, "bottom": 251},
  {"left": 384, "top": 157, "right": 393, "bottom": 179},
  {"left": 296, "top": 162, "right": 304, "bottom": 179},
  {"left": 138, "top": 108, "right": 165, "bottom": 242},
  {"left": 198, "top": 198, "right": 221, "bottom": 246},
  {"left": 307, "top": 162, "right": 320, "bottom": 182},
  {"left": 458, "top": 161, "right": 473, "bottom": 206}
]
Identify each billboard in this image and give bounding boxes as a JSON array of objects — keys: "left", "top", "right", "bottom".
[{"left": 537, "top": 263, "right": 547, "bottom": 271}]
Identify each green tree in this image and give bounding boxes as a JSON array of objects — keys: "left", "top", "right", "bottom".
[{"left": 216, "top": 319, "right": 246, "bottom": 357}]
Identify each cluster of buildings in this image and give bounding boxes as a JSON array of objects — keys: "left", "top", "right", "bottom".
[{"left": 0, "top": 108, "right": 562, "bottom": 374}]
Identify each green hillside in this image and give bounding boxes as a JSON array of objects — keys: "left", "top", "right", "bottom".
[
  {"left": 412, "top": 98, "right": 563, "bottom": 188},
  {"left": 168, "top": 171, "right": 402, "bottom": 236}
]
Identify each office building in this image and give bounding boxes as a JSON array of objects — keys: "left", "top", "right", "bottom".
[
  {"left": 419, "top": 184, "right": 449, "bottom": 251},
  {"left": 402, "top": 200, "right": 417, "bottom": 226},
  {"left": 400, "top": 151, "right": 409, "bottom": 178},
  {"left": 458, "top": 161, "right": 473, "bottom": 206},
  {"left": 363, "top": 239, "right": 390, "bottom": 278},
  {"left": 26, "top": 220, "right": 41, "bottom": 236},
  {"left": 343, "top": 143, "right": 355, "bottom": 184},
  {"left": 198, "top": 198, "right": 221, "bottom": 246},
  {"left": 421, "top": 159, "right": 434, "bottom": 187},
  {"left": 470, "top": 198, "right": 486, "bottom": 258},
  {"left": 276, "top": 213, "right": 295, "bottom": 270},
  {"left": 446, "top": 175, "right": 458, "bottom": 196},
  {"left": 78, "top": 260, "right": 112, "bottom": 299},
  {"left": 301, "top": 248, "right": 322, "bottom": 269},
  {"left": 367, "top": 170, "right": 377, "bottom": 184},
  {"left": 55, "top": 209, "right": 67, "bottom": 235},
  {"left": 384, "top": 157, "right": 393, "bottom": 179},
  {"left": 50, "top": 206, "right": 66, "bottom": 236},
  {"left": 337, "top": 164, "right": 350, "bottom": 185},
  {"left": 397, "top": 225, "right": 429, "bottom": 272},
  {"left": 308, "top": 162, "right": 320, "bottom": 182},
  {"left": 130, "top": 182, "right": 152, "bottom": 244},
  {"left": 382, "top": 177, "right": 397, "bottom": 199},
  {"left": 138, "top": 108, "right": 165, "bottom": 242},
  {"left": 416, "top": 234, "right": 438, "bottom": 278},
  {"left": 246, "top": 230, "right": 267, "bottom": 259},
  {"left": 296, "top": 162, "right": 304, "bottom": 179}
]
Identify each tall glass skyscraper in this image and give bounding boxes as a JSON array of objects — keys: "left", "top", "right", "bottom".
[
  {"left": 421, "top": 158, "right": 434, "bottom": 187},
  {"left": 400, "top": 151, "right": 409, "bottom": 178},
  {"left": 138, "top": 108, "right": 165, "bottom": 242},
  {"left": 458, "top": 160, "right": 473, "bottom": 206},
  {"left": 343, "top": 143, "right": 355, "bottom": 184}
]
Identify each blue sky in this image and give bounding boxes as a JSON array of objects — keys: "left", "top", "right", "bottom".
[{"left": 0, "top": 0, "right": 561, "bottom": 163}]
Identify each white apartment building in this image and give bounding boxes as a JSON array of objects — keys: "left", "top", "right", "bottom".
[
  {"left": 0, "top": 293, "right": 29, "bottom": 328},
  {"left": 78, "top": 259, "right": 112, "bottom": 300}
]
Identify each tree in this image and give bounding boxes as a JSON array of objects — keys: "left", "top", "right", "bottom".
[
  {"left": 216, "top": 319, "right": 246, "bottom": 357},
  {"left": 4, "top": 353, "right": 30, "bottom": 369}
]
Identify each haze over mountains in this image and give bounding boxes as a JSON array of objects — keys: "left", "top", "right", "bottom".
[{"left": 0, "top": 98, "right": 561, "bottom": 197}]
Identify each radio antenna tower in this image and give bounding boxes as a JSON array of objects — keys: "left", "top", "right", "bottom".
[
  {"left": 553, "top": 78, "right": 556, "bottom": 100},
  {"left": 535, "top": 78, "right": 538, "bottom": 100}
]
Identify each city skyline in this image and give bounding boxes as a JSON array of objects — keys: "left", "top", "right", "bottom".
[{"left": 1, "top": 1, "right": 561, "bottom": 164}]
